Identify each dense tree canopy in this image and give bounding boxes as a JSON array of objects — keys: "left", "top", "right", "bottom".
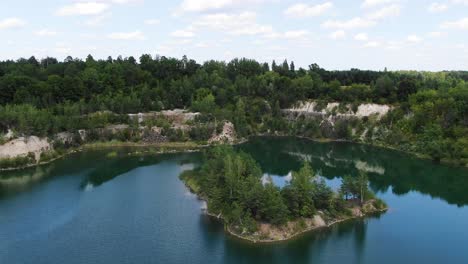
[
  {"left": 0, "top": 54, "right": 467, "bottom": 164},
  {"left": 181, "top": 146, "right": 360, "bottom": 232}
]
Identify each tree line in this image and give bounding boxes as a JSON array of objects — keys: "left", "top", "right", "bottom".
[{"left": 0, "top": 54, "right": 467, "bottom": 164}]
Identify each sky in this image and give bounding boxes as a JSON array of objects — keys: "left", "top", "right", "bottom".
[{"left": 1, "top": 0, "right": 468, "bottom": 71}]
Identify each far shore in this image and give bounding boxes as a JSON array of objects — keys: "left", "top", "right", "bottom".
[
  {"left": 1, "top": 134, "right": 466, "bottom": 172},
  {"left": 0, "top": 140, "right": 209, "bottom": 171}
]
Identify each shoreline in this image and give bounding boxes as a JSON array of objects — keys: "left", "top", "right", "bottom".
[
  {"left": 0, "top": 141, "right": 210, "bottom": 171},
  {"left": 223, "top": 208, "right": 387, "bottom": 244},
  {"left": 196, "top": 193, "right": 387, "bottom": 244},
  {"left": 1, "top": 134, "right": 466, "bottom": 171},
  {"left": 252, "top": 134, "right": 466, "bottom": 167}
]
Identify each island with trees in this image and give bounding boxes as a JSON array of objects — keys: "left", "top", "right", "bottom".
[{"left": 180, "top": 146, "right": 387, "bottom": 243}]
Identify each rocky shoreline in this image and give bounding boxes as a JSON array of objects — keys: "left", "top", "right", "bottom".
[{"left": 202, "top": 199, "right": 387, "bottom": 244}]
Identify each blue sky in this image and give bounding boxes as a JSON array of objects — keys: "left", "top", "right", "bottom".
[{"left": 1, "top": 0, "right": 468, "bottom": 70}]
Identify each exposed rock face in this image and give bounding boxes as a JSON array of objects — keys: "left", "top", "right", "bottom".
[
  {"left": 285, "top": 101, "right": 391, "bottom": 119},
  {"left": 312, "top": 215, "right": 326, "bottom": 227},
  {"left": 0, "top": 136, "right": 51, "bottom": 161},
  {"left": 105, "top": 124, "right": 129, "bottom": 133},
  {"left": 355, "top": 104, "right": 390, "bottom": 118},
  {"left": 2, "top": 129, "right": 14, "bottom": 141},
  {"left": 78, "top": 130, "right": 87, "bottom": 141},
  {"left": 209, "top": 122, "right": 236, "bottom": 144},
  {"left": 282, "top": 101, "right": 391, "bottom": 139},
  {"left": 141, "top": 126, "right": 167, "bottom": 143},
  {"left": 319, "top": 118, "right": 335, "bottom": 138},
  {"left": 128, "top": 109, "right": 200, "bottom": 125},
  {"left": 55, "top": 132, "right": 74, "bottom": 145}
]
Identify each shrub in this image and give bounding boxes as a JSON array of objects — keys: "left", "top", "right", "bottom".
[{"left": 0, "top": 152, "right": 35, "bottom": 169}]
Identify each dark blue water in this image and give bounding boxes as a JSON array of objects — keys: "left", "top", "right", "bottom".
[{"left": 1, "top": 137, "right": 467, "bottom": 264}]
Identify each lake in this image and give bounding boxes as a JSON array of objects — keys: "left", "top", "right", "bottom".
[{"left": 1, "top": 137, "right": 467, "bottom": 264}]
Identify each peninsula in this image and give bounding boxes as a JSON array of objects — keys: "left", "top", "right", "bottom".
[{"left": 180, "top": 146, "right": 387, "bottom": 243}]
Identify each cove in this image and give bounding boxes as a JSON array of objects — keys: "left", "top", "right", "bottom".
[{"left": 1, "top": 137, "right": 467, "bottom": 264}]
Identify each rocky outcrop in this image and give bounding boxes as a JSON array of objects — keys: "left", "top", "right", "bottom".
[
  {"left": 285, "top": 101, "right": 391, "bottom": 119},
  {"left": 128, "top": 109, "right": 200, "bottom": 125},
  {"left": 281, "top": 101, "right": 391, "bottom": 139},
  {"left": 141, "top": 126, "right": 167, "bottom": 143},
  {"left": 209, "top": 122, "right": 236, "bottom": 144},
  {"left": 2, "top": 129, "right": 14, "bottom": 141},
  {"left": 55, "top": 132, "right": 74, "bottom": 145},
  {"left": 0, "top": 110, "right": 226, "bottom": 167},
  {"left": 0, "top": 136, "right": 51, "bottom": 161}
]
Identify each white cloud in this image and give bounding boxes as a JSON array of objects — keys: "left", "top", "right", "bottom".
[
  {"left": 367, "top": 4, "right": 400, "bottom": 20},
  {"left": 323, "top": 4, "right": 400, "bottom": 29},
  {"left": 329, "top": 30, "right": 346, "bottom": 40},
  {"left": 35, "top": 29, "right": 58, "bottom": 36},
  {"left": 192, "top": 12, "right": 274, "bottom": 36},
  {"left": 0, "top": 18, "right": 27, "bottom": 30},
  {"left": 354, "top": 33, "right": 369, "bottom": 41},
  {"left": 283, "top": 30, "right": 309, "bottom": 39},
  {"left": 84, "top": 13, "right": 111, "bottom": 26},
  {"left": 452, "top": 0, "right": 468, "bottom": 5},
  {"left": 407, "top": 35, "right": 423, "bottom": 43},
  {"left": 362, "top": 0, "right": 398, "bottom": 8},
  {"left": 145, "top": 19, "right": 160, "bottom": 25},
  {"left": 428, "top": 2, "right": 448, "bottom": 13},
  {"left": 441, "top": 17, "right": 468, "bottom": 29},
  {"left": 179, "top": 0, "right": 232, "bottom": 12},
  {"left": 322, "top": 17, "right": 376, "bottom": 29},
  {"left": 363, "top": 41, "right": 381, "bottom": 48},
  {"left": 174, "top": 39, "right": 193, "bottom": 45},
  {"left": 385, "top": 40, "right": 403, "bottom": 50},
  {"left": 195, "top": 42, "right": 209, "bottom": 48},
  {"left": 105, "top": 0, "right": 142, "bottom": 3},
  {"left": 56, "top": 2, "right": 110, "bottom": 16},
  {"left": 177, "top": 0, "right": 269, "bottom": 13},
  {"left": 284, "top": 2, "right": 333, "bottom": 18},
  {"left": 253, "top": 39, "right": 265, "bottom": 45},
  {"left": 190, "top": 12, "right": 310, "bottom": 40},
  {"left": 428, "top": 31, "right": 445, "bottom": 37},
  {"left": 171, "top": 30, "right": 195, "bottom": 38},
  {"left": 263, "top": 30, "right": 312, "bottom": 40},
  {"left": 108, "top": 30, "right": 146, "bottom": 40}
]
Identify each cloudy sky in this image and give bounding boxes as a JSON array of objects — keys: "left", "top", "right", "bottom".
[{"left": 1, "top": 0, "right": 468, "bottom": 70}]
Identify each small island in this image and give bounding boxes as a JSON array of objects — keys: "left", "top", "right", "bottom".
[{"left": 181, "top": 146, "right": 387, "bottom": 243}]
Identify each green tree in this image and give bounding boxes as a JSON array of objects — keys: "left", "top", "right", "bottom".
[{"left": 282, "top": 162, "right": 316, "bottom": 217}]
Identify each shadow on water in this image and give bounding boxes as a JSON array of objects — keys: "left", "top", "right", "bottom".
[
  {"left": 0, "top": 147, "right": 202, "bottom": 199},
  {"left": 0, "top": 150, "right": 106, "bottom": 199},
  {"left": 82, "top": 151, "right": 201, "bottom": 188},
  {"left": 239, "top": 136, "right": 468, "bottom": 207},
  {"left": 2, "top": 136, "right": 467, "bottom": 207}
]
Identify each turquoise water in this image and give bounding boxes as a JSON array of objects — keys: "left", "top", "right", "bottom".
[{"left": 1, "top": 137, "right": 467, "bottom": 264}]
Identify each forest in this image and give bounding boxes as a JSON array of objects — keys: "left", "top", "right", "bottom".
[{"left": 0, "top": 54, "right": 467, "bottom": 165}]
